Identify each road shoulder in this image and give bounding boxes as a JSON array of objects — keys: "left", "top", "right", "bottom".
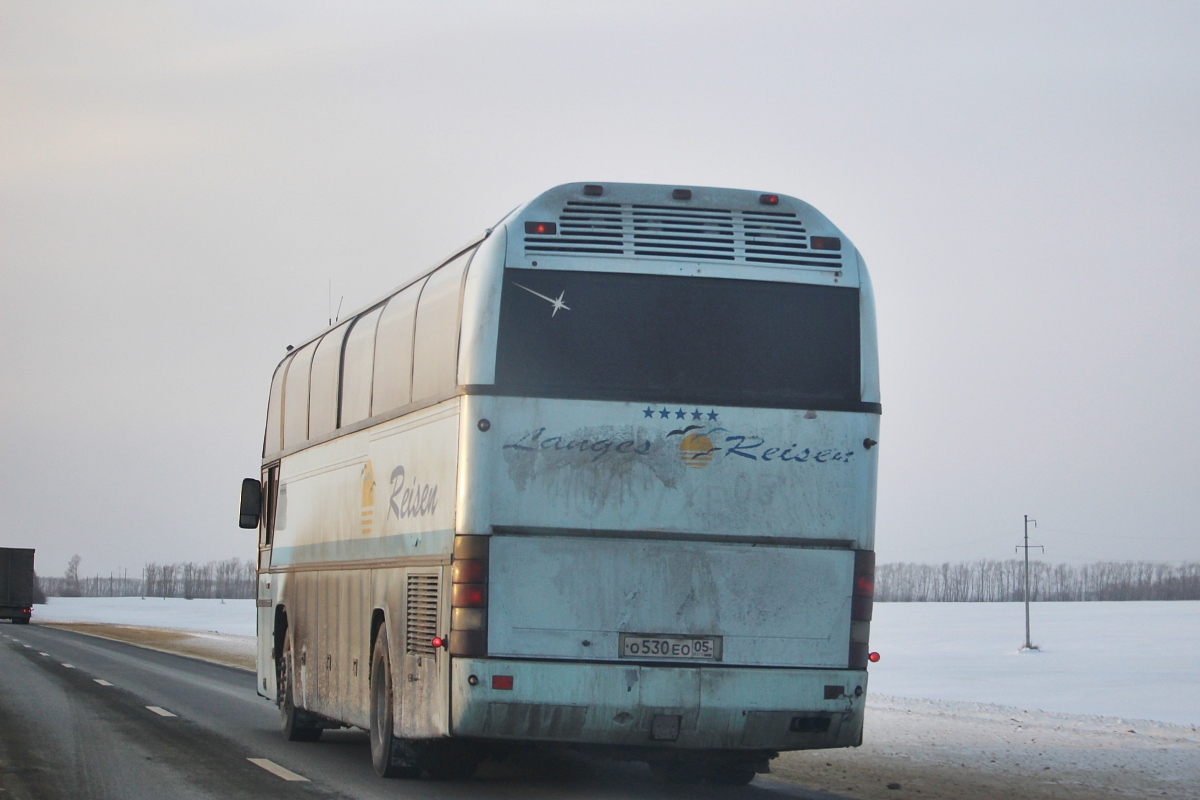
[{"left": 37, "top": 622, "right": 255, "bottom": 671}]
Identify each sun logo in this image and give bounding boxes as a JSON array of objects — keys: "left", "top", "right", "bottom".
[
  {"left": 668, "top": 425, "right": 719, "bottom": 469},
  {"left": 360, "top": 460, "right": 375, "bottom": 535}
]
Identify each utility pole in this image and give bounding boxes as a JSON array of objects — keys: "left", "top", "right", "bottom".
[{"left": 1016, "top": 514, "right": 1043, "bottom": 650}]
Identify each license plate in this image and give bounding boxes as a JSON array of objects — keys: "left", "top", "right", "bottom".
[{"left": 619, "top": 633, "right": 722, "bottom": 661}]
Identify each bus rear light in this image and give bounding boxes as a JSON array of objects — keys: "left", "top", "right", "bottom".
[
  {"left": 849, "top": 641, "right": 869, "bottom": 669},
  {"left": 852, "top": 549, "right": 875, "bottom": 620},
  {"left": 452, "top": 559, "right": 487, "bottom": 583},
  {"left": 451, "top": 583, "right": 486, "bottom": 608},
  {"left": 869, "top": 652, "right": 881, "bottom": 663},
  {"left": 523, "top": 221, "right": 557, "bottom": 235},
  {"left": 450, "top": 535, "right": 489, "bottom": 656},
  {"left": 452, "top": 607, "right": 486, "bottom": 631},
  {"left": 850, "top": 550, "right": 875, "bottom": 668},
  {"left": 759, "top": 193, "right": 779, "bottom": 205},
  {"left": 811, "top": 236, "right": 842, "bottom": 251},
  {"left": 492, "top": 675, "right": 514, "bottom": 690}
]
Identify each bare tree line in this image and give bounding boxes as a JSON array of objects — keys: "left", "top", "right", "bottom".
[
  {"left": 877, "top": 560, "right": 1200, "bottom": 602},
  {"left": 40, "top": 556, "right": 256, "bottom": 600}
]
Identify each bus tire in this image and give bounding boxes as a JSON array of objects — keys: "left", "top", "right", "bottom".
[
  {"left": 370, "top": 626, "right": 420, "bottom": 778},
  {"left": 279, "top": 628, "right": 322, "bottom": 742}
]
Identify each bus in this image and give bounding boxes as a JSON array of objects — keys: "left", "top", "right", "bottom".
[{"left": 238, "top": 182, "right": 880, "bottom": 784}]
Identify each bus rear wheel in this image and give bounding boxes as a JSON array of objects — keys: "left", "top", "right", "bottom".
[
  {"left": 370, "top": 626, "right": 420, "bottom": 778},
  {"left": 278, "top": 627, "right": 321, "bottom": 742}
]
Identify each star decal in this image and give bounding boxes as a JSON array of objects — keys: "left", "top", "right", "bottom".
[
  {"left": 675, "top": 408, "right": 686, "bottom": 419},
  {"left": 659, "top": 407, "right": 671, "bottom": 419},
  {"left": 707, "top": 409, "right": 719, "bottom": 421},
  {"left": 643, "top": 406, "right": 655, "bottom": 418},
  {"left": 691, "top": 409, "right": 702, "bottom": 420},
  {"left": 513, "top": 282, "right": 571, "bottom": 316}
]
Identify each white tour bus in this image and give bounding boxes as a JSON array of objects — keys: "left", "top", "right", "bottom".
[{"left": 239, "top": 182, "right": 880, "bottom": 784}]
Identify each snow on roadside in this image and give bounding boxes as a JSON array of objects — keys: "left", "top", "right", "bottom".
[{"left": 33, "top": 596, "right": 256, "bottom": 637}]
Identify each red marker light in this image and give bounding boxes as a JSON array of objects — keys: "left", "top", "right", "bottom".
[
  {"left": 760, "top": 193, "right": 779, "bottom": 205},
  {"left": 868, "top": 652, "right": 881, "bottom": 663},
  {"left": 523, "top": 221, "right": 557, "bottom": 235},
  {"left": 431, "top": 636, "right": 445, "bottom": 649},
  {"left": 492, "top": 675, "right": 514, "bottom": 690},
  {"left": 811, "top": 236, "right": 842, "bottom": 251}
]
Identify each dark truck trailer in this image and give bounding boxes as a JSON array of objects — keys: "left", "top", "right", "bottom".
[{"left": 0, "top": 548, "right": 35, "bottom": 624}]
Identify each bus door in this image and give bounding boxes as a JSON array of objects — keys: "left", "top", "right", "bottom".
[{"left": 257, "top": 464, "right": 280, "bottom": 700}]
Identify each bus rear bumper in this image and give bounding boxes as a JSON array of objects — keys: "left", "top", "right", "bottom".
[{"left": 450, "top": 657, "right": 866, "bottom": 751}]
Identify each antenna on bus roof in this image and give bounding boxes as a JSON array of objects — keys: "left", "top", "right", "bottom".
[{"left": 327, "top": 278, "right": 344, "bottom": 325}]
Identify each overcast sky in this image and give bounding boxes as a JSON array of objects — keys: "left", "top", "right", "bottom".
[{"left": 2, "top": 1, "right": 1198, "bottom": 579}]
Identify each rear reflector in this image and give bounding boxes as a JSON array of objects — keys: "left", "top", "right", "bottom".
[{"left": 492, "top": 675, "right": 514, "bottom": 690}]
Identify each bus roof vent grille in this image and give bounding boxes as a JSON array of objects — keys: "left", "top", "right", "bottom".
[
  {"left": 405, "top": 573, "right": 439, "bottom": 655},
  {"left": 521, "top": 201, "right": 843, "bottom": 269}
]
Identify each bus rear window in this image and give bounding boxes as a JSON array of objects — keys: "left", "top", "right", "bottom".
[{"left": 494, "top": 269, "right": 861, "bottom": 410}]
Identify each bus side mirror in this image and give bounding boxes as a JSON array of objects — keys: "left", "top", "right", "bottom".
[{"left": 239, "top": 478, "right": 262, "bottom": 529}]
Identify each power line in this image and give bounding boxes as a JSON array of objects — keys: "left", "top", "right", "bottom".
[{"left": 1016, "top": 514, "right": 1044, "bottom": 650}]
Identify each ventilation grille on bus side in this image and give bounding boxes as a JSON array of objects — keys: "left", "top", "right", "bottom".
[
  {"left": 522, "top": 201, "right": 844, "bottom": 269},
  {"left": 406, "top": 573, "right": 439, "bottom": 655}
]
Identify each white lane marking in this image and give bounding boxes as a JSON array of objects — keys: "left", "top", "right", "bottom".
[
  {"left": 23, "top": 644, "right": 31, "bottom": 648},
  {"left": 146, "top": 706, "right": 177, "bottom": 717},
  {"left": 62, "top": 664, "right": 75, "bottom": 669},
  {"left": 247, "top": 758, "right": 310, "bottom": 782},
  {"left": 94, "top": 679, "right": 113, "bottom": 686},
  {"left": 39, "top": 652, "right": 49, "bottom": 656}
]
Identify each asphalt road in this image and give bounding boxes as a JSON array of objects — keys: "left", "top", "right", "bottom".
[{"left": 0, "top": 624, "right": 847, "bottom": 800}]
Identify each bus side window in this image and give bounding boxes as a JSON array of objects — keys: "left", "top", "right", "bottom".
[
  {"left": 412, "top": 250, "right": 471, "bottom": 402},
  {"left": 282, "top": 342, "right": 316, "bottom": 449},
  {"left": 372, "top": 280, "right": 423, "bottom": 416},
  {"left": 340, "top": 306, "right": 382, "bottom": 427},
  {"left": 309, "top": 322, "right": 350, "bottom": 440},
  {"left": 264, "top": 355, "right": 291, "bottom": 457}
]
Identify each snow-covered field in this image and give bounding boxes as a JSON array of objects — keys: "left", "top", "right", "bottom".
[
  {"left": 31, "top": 597, "right": 1200, "bottom": 727},
  {"left": 870, "top": 601, "right": 1200, "bottom": 727},
  {"left": 33, "top": 596, "right": 256, "bottom": 637}
]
